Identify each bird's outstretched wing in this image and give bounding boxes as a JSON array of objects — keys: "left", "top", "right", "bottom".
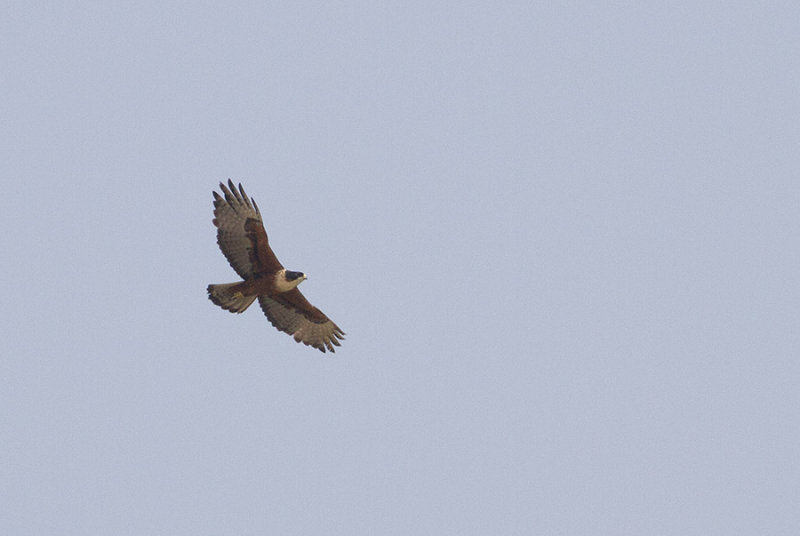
[
  {"left": 258, "top": 289, "right": 345, "bottom": 353},
  {"left": 213, "top": 179, "right": 283, "bottom": 279}
]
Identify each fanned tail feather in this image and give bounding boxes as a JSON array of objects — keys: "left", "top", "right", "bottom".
[{"left": 207, "top": 282, "right": 257, "bottom": 313}]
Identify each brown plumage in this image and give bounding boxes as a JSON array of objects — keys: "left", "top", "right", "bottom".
[{"left": 207, "top": 180, "right": 345, "bottom": 353}]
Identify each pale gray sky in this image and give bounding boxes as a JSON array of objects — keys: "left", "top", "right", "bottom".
[{"left": 2, "top": 2, "right": 799, "bottom": 534}]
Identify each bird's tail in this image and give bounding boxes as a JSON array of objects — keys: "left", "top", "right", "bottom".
[{"left": 207, "top": 282, "right": 257, "bottom": 313}]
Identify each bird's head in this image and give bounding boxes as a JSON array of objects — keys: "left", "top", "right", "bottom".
[
  {"left": 275, "top": 269, "right": 307, "bottom": 293},
  {"left": 285, "top": 270, "right": 306, "bottom": 283}
]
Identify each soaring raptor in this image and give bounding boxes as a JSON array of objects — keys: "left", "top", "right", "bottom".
[{"left": 207, "top": 180, "right": 344, "bottom": 353}]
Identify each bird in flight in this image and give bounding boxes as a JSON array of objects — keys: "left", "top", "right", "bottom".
[{"left": 207, "top": 180, "right": 345, "bottom": 353}]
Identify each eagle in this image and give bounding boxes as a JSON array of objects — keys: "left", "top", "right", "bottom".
[{"left": 207, "top": 180, "right": 345, "bottom": 353}]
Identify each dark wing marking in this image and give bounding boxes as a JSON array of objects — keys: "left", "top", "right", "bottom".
[
  {"left": 213, "top": 179, "right": 283, "bottom": 278},
  {"left": 257, "top": 289, "right": 345, "bottom": 353}
]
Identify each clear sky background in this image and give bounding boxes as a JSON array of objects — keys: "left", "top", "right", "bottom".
[{"left": 2, "top": 2, "right": 799, "bottom": 534}]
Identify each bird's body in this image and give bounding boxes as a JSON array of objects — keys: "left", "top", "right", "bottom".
[
  {"left": 208, "top": 269, "right": 305, "bottom": 310},
  {"left": 207, "top": 180, "right": 344, "bottom": 353}
]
